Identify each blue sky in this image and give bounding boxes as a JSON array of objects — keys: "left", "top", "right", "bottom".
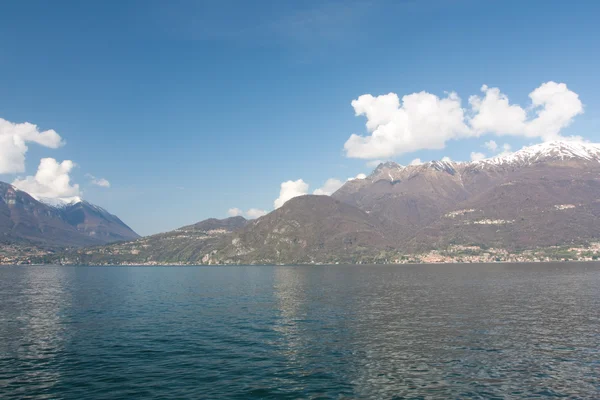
[{"left": 0, "top": 0, "right": 599, "bottom": 235}]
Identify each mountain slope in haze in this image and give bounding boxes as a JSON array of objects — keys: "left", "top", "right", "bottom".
[
  {"left": 60, "top": 200, "right": 139, "bottom": 243},
  {"left": 0, "top": 182, "right": 139, "bottom": 248},
  {"left": 60, "top": 216, "right": 248, "bottom": 264},
  {"left": 0, "top": 182, "right": 97, "bottom": 247}
]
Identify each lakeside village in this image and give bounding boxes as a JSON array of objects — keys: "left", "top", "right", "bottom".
[{"left": 3, "top": 243, "right": 600, "bottom": 266}]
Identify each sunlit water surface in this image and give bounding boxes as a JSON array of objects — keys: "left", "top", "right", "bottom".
[{"left": 0, "top": 263, "right": 599, "bottom": 399}]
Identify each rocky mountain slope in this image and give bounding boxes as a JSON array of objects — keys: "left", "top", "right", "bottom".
[
  {"left": 0, "top": 182, "right": 139, "bottom": 248},
  {"left": 211, "top": 141, "right": 600, "bottom": 263},
  {"left": 335, "top": 141, "right": 600, "bottom": 252},
  {"left": 212, "top": 196, "right": 393, "bottom": 264}
]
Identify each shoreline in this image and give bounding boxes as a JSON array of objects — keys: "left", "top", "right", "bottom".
[{"left": 6, "top": 259, "right": 600, "bottom": 267}]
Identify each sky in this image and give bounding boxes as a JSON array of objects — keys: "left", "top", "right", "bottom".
[{"left": 0, "top": 0, "right": 599, "bottom": 235}]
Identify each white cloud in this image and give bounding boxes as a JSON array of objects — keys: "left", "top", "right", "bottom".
[
  {"left": 228, "top": 207, "right": 243, "bottom": 217},
  {"left": 0, "top": 118, "right": 64, "bottom": 174},
  {"left": 441, "top": 156, "right": 452, "bottom": 162},
  {"left": 469, "top": 82, "right": 583, "bottom": 141},
  {"left": 274, "top": 179, "right": 309, "bottom": 208},
  {"left": 313, "top": 178, "right": 344, "bottom": 195},
  {"left": 484, "top": 140, "right": 498, "bottom": 152},
  {"left": 484, "top": 140, "right": 512, "bottom": 156},
  {"left": 344, "top": 82, "right": 584, "bottom": 159},
  {"left": 525, "top": 82, "right": 583, "bottom": 140},
  {"left": 345, "top": 91, "right": 470, "bottom": 159},
  {"left": 12, "top": 158, "right": 80, "bottom": 200},
  {"left": 85, "top": 174, "right": 110, "bottom": 188},
  {"left": 409, "top": 158, "right": 422, "bottom": 166},
  {"left": 94, "top": 178, "right": 110, "bottom": 188},
  {"left": 469, "top": 85, "right": 527, "bottom": 136},
  {"left": 470, "top": 151, "right": 486, "bottom": 161},
  {"left": 227, "top": 207, "right": 268, "bottom": 219},
  {"left": 347, "top": 173, "right": 367, "bottom": 181},
  {"left": 245, "top": 208, "right": 268, "bottom": 219},
  {"left": 233, "top": 176, "right": 345, "bottom": 219}
]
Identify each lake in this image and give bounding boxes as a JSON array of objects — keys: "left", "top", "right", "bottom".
[{"left": 0, "top": 263, "right": 599, "bottom": 398}]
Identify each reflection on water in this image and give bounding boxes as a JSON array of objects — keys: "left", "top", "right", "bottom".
[
  {"left": 0, "top": 267, "right": 71, "bottom": 397},
  {"left": 0, "top": 263, "right": 599, "bottom": 398},
  {"left": 273, "top": 267, "right": 306, "bottom": 360}
]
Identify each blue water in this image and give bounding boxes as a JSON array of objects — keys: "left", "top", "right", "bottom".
[{"left": 0, "top": 263, "right": 599, "bottom": 399}]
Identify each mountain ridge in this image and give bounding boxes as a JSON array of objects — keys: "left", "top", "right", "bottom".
[
  {"left": 17, "top": 140, "right": 600, "bottom": 265},
  {"left": 0, "top": 181, "right": 139, "bottom": 248}
]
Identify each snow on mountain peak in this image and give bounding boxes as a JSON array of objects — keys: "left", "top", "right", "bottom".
[
  {"left": 37, "top": 196, "right": 83, "bottom": 208},
  {"left": 360, "top": 140, "right": 599, "bottom": 183},
  {"left": 473, "top": 140, "right": 600, "bottom": 167}
]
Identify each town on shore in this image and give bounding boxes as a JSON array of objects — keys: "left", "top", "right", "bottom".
[{"left": 3, "top": 243, "right": 600, "bottom": 266}]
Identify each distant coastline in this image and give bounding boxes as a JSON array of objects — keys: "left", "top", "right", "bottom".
[{"left": 4, "top": 243, "right": 600, "bottom": 267}]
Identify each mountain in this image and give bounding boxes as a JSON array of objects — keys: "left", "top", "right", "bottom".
[
  {"left": 60, "top": 216, "right": 248, "bottom": 264},
  {"left": 53, "top": 140, "right": 600, "bottom": 265},
  {"left": 210, "top": 141, "right": 600, "bottom": 263},
  {"left": 180, "top": 216, "right": 248, "bottom": 232},
  {"left": 0, "top": 182, "right": 139, "bottom": 248},
  {"left": 60, "top": 200, "right": 139, "bottom": 243},
  {"left": 334, "top": 141, "right": 600, "bottom": 252},
  {"left": 210, "top": 195, "right": 393, "bottom": 264},
  {"left": 333, "top": 160, "right": 469, "bottom": 239}
]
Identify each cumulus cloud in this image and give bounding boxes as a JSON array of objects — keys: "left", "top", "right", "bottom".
[
  {"left": 469, "top": 85, "right": 527, "bottom": 136},
  {"left": 344, "top": 82, "right": 583, "bottom": 159},
  {"left": 12, "top": 158, "right": 80, "bottom": 200},
  {"left": 245, "top": 208, "right": 268, "bottom": 219},
  {"left": 234, "top": 176, "right": 347, "bottom": 218},
  {"left": 85, "top": 174, "right": 110, "bottom": 188},
  {"left": 525, "top": 82, "right": 584, "bottom": 139},
  {"left": 313, "top": 178, "right": 344, "bottom": 195},
  {"left": 441, "top": 156, "right": 452, "bottom": 162},
  {"left": 0, "top": 118, "right": 64, "bottom": 174},
  {"left": 347, "top": 173, "right": 367, "bottom": 181},
  {"left": 228, "top": 207, "right": 243, "bottom": 217},
  {"left": 94, "top": 178, "right": 110, "bottom": 188},
  {"left": 227, "top": 207, "right": 268, "bottom": 219},
  {"left": 470, "top": 152, "right": 486, "bottom": 161},
  {"left": 409, "top": 158, "right": 422, "bottom": 166},
  {"left": 345, "top": 91, "right": 470, "bottom": 159},
  {"left": 470, "top": 82, "right": 583, "bottom": 140},
  {"left": 484, "top": 140, "right": 498, "bottom": 152},
  {"left": 274, "top": 179, "right": 309, "bottom": 208},
  {"left": 484, "top": 140, "right": 512, "bottom": 156}
]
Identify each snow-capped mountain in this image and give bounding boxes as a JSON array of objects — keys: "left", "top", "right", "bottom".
[
  {"left": 362, "top": 141, "right": 600, "bottom": 183},
  {"left": 327, "top": 139, "right": 600, "bottom": 257},
  {"left": 0, "top": 182, "right": 139, "bottom": 248},
  {"left": 59, "top": 199, "right": 139, "bottom": 243},
  {"left": 473, "top": 141, "right": 600, "bottom": 168},
  {"left": 37, "top": 196, "right": 83, "bottom": 209},
  {"left": 53, "top": 139, "right": 600, "bottom": 264}
]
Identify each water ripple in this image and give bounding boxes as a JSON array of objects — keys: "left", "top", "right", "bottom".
[{"left": 0, "top": 263, "right": 599, "bottom": 398}]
